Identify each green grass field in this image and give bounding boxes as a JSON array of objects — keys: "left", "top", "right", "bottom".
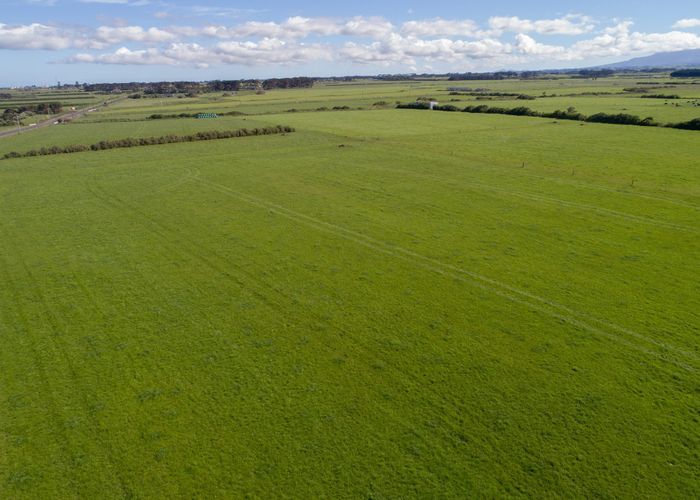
[{"left": 1, "top": 78, "right": 699, "bottom": 498}]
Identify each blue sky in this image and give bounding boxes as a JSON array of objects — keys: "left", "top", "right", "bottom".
[{"left": 1, "top": 0, "right": 699, "bottom": 85}]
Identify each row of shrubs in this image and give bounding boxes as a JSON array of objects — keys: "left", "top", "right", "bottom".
[
  {"left": 287, "top": 106, "right": 353, "bottom": 113},
  {"left": 2, "top": 125, "right": 295, "bottom": 160},
  {"left": 672, "top": 118, "right": 700, "bottom": 130},
  {"left": 449, "top": 91, "right": 536, "bottom": 100},
  {"left": 396, "top": 102, "right": 700, "bottom": 130},
  {"left": 147, "top": 111, "right": 244, "bottom": 119},
  {"left": 640, "top": 94, "right": 680, "bottom": 99}
]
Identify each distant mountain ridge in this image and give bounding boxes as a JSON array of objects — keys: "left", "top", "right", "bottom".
[{"left": 598, "top": 49, "right": 700, "bottom": 69}]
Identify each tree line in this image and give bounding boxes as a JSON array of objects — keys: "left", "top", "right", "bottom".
[
  {"left": 640, "top": 94, "right": 680, "bottom": 99},
  {"left": 82, "top": 77, "right": 317, "bottom": 95},
  {"left": 147, "top": 111, "right": 244, "bottom": 120},
  {"left": 396, "top": 102, "right": 700, "bottom": 130},
  {"left": 2, "top": 125, "right": 295, "bottom": 160},
  {"left": 670, "top": 69, "right": 700, "bottom": 78}
]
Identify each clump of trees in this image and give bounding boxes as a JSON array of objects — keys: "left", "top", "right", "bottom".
[
  {"left": 83, "top": 78, "right": 316, "bottom": 95},
  {"left": 209, "top": 80, "right": 242, "bottom": 92},
  {"left": 449, "top": 91, "right": 533, "bottom": 99},
  {"left": 670, "top": 69, "right": 700, "bottom": 78},
  {"left": 448, "top": 71, "right": 519, "bottom": 81},
  {"left": 586, "top": 113, "right": 657, "bottom": 126},
  {"left": 668, "top": 118, "right": 700, "bottom": 130},
  {"left": 147, "top": 111, "right": 244, "bottom": 120},
  {"left": 2, "top": 125, "right": 295, "bottom": 160},
  {"left": 577, "top": 69, "right": 615, "bottom": 79},
  {"left": 640, "top": 94, "right": 680, "bottom": 99},
  {"left": 262, "top": 77, "right": 314, "bottom": 90},
  {"left": 1, "top": 102, "right": 63, "bottom": 126},
  {"left": 396, "top": 102, "right": 431, "bottom": 110}
]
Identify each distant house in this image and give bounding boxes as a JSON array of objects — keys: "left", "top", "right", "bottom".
[{"left": 429, "top": 101, "right": 439, "bottom": 110}]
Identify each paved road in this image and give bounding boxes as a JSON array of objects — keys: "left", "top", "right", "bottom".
[{"left": 0, "top": 96, "right": 126, "bottom": 139}]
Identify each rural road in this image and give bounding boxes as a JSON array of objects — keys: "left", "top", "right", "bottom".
[{"left": 0, "top": 96, "right": 126, "bottom": 139}]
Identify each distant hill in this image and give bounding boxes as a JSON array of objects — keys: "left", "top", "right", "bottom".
[{"left": 598, "top": 49, "right": 700, "bottom": 69}]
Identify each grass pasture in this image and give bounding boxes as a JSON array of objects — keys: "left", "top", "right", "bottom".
[{"left": 0, "top": 78, "right": 699, "bottom": 498}]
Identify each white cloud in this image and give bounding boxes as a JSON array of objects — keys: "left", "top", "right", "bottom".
[
  {"left": 401, "top": 18, "right": 479, "bottom": 37},
  {"left": 515, "top": 34, "right": 570, "bottom": 59},
  {"left": 215, "top": 38, "right": 332, "bottom": 65},
  {"left": 95, "top": 25, "right": 176, "bottom": 44},
  {"left": 79, "top": 0, "right": 152, "bottom": 5},
  {"left": 3, "top": 14, "right": 698, "bottom": 71},
  {"left": 340, "top": 34, "right": 512, "bottom": 66},
  {"left": 197, "top": 16, "right": 394, "bottom": 40},
  {"left": 571, "top": 21, "right": 700, "bottom": 58},
  {"left": 488, "top": 15, "right": 595, "bottom": 35},
  {"left": 0, "top": 22, "right": 103, "bottom": 50},
  {"left": 66, "top": 39, "right": 332, "bottom": 67},
  {"left": 67, "top": 46, "right": 172, "bottom": 64},
  {"left": 673, "top": 19, "right": 700, "bottom": 29}
]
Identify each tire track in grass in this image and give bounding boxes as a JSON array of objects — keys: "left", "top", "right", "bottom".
[
  {"left": 88, "top": 169, "right": 586, "bottom": 478},
  {"left": 191, "top": 176, "right": 698, "bottom": 372},
  {"left": 87, "top": 170, "right": 700, "bottom": 494},
  {"left": 84, "top": 175, "right": 485, "bottom": 481},
  {"left": 0, "top": 223, "right": 133, "bottom": 498},
  {"left": 525, "top": 174, "right": 700, "bottom": 212},
  {"left": 0, "top": 224, "right": 126, "bottom": 497},
  {"left": 353, "top": 162, "right": 700, "bottom": 234},
  {"left": 379, "top": 141, "right": 700, "bottom": 212},
  {"left": 0, "top": 250, "right": 81, "bottom": 497}
]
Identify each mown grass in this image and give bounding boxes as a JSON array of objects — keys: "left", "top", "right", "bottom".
[{"left": 0, "top": 84, "right": 698, "bottom": 498}]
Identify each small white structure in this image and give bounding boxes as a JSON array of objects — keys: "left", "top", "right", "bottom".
[{"left": 429, "top": 101, "right": 439, "bottom": 110}]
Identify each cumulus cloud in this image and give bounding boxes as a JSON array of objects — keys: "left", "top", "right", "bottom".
[
  {"left": 673, "top": 19, "right": 700, "bottom": 29},
  {"left": 67, "top": 46, "right": 171, "bottom": 64},
  {"left": 95, "top": 25, "right": 176, "bottom": 44},
  {"left": 66, "top": 39, "right": 332, "bottom": 67},
  {"left": 401, "top": 18, "right": 479, "bottom": 37},
  {"left": 192, "top": 16, "right": 394, "bottom": 40},
  {"left": 0, "top": 22, "right": 103, "bottom": 50},
  {"left": 340, "top": 34, "right": 511, "bottom": 66},
  {"left": 4, "top": 14, "right": 700, "bottom": 71},
  {"left": 488, "top": 15, "right": 595, "bottom": 35},
  {"left": 571, "top": 21, "right": 700, "bottom": 58},
  {"left": 515, "top": 34, "right": 572, "bottom": 60},
  {"left": 79, "top": 0, "right": 152, "bottom": 5}
]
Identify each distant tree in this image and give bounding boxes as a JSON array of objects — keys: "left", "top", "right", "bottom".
[
  {"left": 670, "top": 69, "right": 700, "bottom": 78},
  {"left": 578, "top": 69, "right": 615, "bottom": 78}
]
